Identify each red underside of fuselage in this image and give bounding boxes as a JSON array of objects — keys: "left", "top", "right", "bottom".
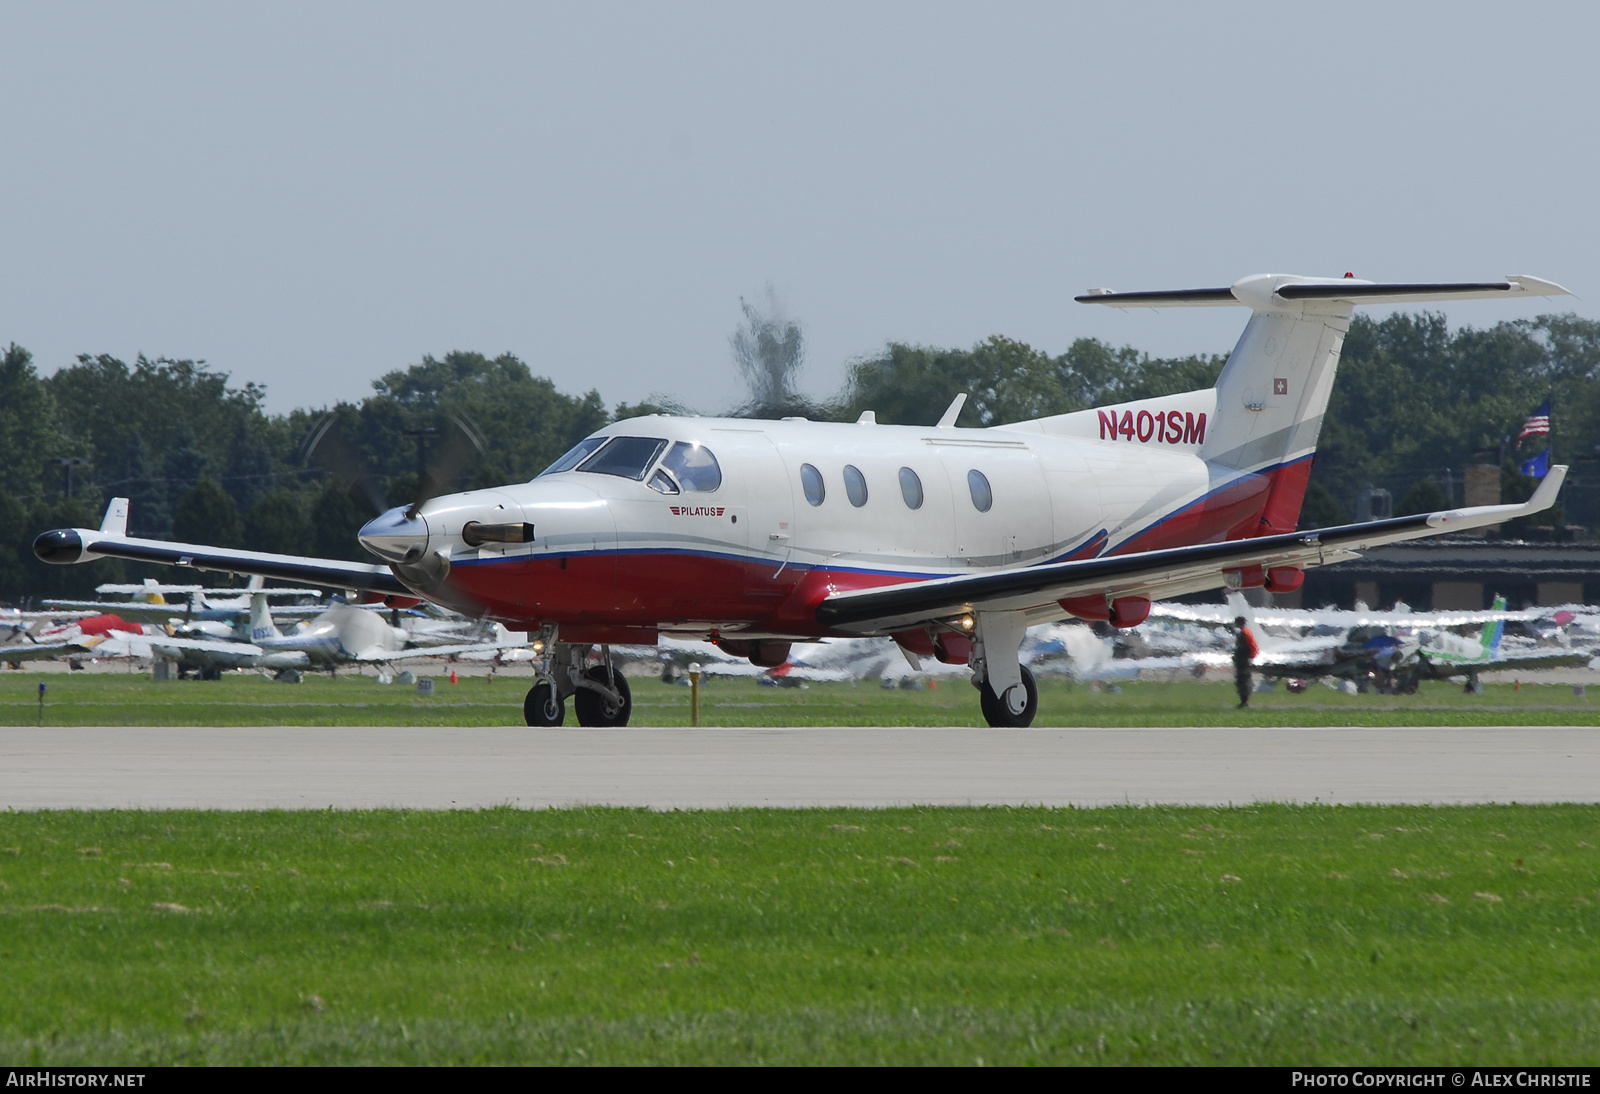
[{"left": 444, "top": 459, "right": 1314, "bottom": 638}]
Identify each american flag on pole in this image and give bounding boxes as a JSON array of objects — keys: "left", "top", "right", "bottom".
[{"left": 1516, "top": 400, "right": 1551, "bottom": 445}]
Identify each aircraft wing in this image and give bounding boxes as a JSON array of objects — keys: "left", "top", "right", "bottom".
[
  {"left": 815, "top": 468, "right": 1568, "bottom": 633},
  {"left": 0, "top": 639, "right": 95, "bottom": 662},
  {"left": 1147, "top": 600, "right": 1543, "bottom": 632},
  {"left": 34, "top": 526, "right": 409, "bottom": 597},
  {"left": 40, "top": 599, "right": 194, "bottom": 622},
  {"left": 1424, "top": 646, "right": 1600, "bottom": 677},
  {"left": 150, "top": 637, "right": 267, "bottom": 665},
  {"left": 93, "top": 583, "right": 204, "bottom": 596},
  {"left": 373, "top": 639, "right": 530, "bottom": 661}
]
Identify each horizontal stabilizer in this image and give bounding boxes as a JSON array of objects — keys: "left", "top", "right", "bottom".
[{"left": 1077, "top": 274, "right": 1572, "bottom": 310}]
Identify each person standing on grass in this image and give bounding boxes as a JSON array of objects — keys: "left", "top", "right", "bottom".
[{"left": 1233, "top": 615, "right": 1258, "bottom": 708}]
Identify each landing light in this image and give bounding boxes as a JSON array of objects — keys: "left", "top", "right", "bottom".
[{"left": 960, "top": 615, "right": 975, "bottom": 631}]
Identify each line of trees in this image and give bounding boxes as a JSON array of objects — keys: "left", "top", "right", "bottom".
[{"left": 3, "top": 308, "right": 1597, "bottom": 603}]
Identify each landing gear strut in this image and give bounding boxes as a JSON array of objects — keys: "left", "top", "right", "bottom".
[
  {"left": 522, "top": 642, "right": 634, "bottom": 727},
  {"left": 971, "top": 610, "right": 1039, "bottom": 727}
]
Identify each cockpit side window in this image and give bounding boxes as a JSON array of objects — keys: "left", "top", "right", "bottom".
[
  {"left": 661, "top": 442, "right": 722, "bottom": 492},
  {"left": 647, "top": 469, "right": 680, "bottom": 495},
  {"left": 576, "top": 436, "right": 669, "bottom": 481},
  {"left": 538, "top": 437, "right": 607, "bottom": 477}
]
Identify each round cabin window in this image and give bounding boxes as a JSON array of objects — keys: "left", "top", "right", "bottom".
[
  {"left": 800, "top": 463, "right": 826, "bottom": 507},
  {"left": 843, "top": 465, "right": 868, "bottom": 508},
  {"left": 967, "top": 469, "right": 993, "bottom": 513},
  {"left": 898, "top": 467, "right": 923, "bottom": 510}
]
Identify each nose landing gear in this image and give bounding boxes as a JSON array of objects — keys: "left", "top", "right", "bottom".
[{"left": 522, "top": 642, "right": 634, "bottom": 727}]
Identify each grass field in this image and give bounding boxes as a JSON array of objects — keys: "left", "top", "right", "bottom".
[
  {"left": 2, "top": 805, "right": 1598, "bottom": 1065},
  {"left": 2, "top": 670, "right": 1597, "bottom": 726}
]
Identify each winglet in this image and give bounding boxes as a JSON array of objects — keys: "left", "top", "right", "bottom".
[
  {"left": 937, "top": 393, "right": 968, "bottom": 428},
  {"left": 99, "top": 498, "right": 129, "bottom": 537},
  {"left": 1426, "top": 466, "right": 1568, "bottom": 532}
]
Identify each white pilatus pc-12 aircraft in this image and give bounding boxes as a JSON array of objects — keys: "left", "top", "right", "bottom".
[{"left": 35, "top": 273, "right": 1572, "bottom": 727}]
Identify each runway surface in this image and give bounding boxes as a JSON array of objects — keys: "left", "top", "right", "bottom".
[{"left": 4, "top": 725, "right": 1599, "bottom": 809}]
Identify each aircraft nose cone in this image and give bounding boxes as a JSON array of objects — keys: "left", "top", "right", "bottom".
[{"left": 358, "top": 506, "right": 430, "bottom": 563}]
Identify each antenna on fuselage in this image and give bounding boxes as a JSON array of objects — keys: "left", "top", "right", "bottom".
[{"left": 936, "top": 393, "right": 968, "bottom": 429}]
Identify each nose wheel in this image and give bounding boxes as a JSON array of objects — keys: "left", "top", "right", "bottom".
[
  {"left": 979, "top": 664, "right": 1038, "bottom": 727},
  {"left": 523, "top": 681, "right": 564, "bottom": 726}
]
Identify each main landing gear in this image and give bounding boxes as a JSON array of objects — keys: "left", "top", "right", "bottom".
[
  {"left": 979, "top": 664, "right": 1039, "bottom": 727},
  {"left": 523, "top": 642, "right": 633, "bottom": 727},
  {"left": 970, "top": 610, "right": 1039, "bottom": 727}
]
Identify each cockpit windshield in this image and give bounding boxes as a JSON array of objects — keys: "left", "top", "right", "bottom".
[
  {"left": 576, "top": 436, "right": 669, "bottom": 481},
  {"left": 538, "top": 437, "right": 607, "bottom": 477},
  {"left": 540, "top": 435, "right": 719, "bottom": 490}
]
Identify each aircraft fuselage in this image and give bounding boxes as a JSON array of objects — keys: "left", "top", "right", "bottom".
[{"left": 376, "top": 403, "right": 1305, "bottom": 644}]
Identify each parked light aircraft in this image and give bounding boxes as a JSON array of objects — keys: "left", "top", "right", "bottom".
[
  {"left": 1, "top": 610, "right": 145, "bottom": 666},
  {"left": 34, "top": 273, "right": 1572, "bottom": 726},
  {"left": 44, "top": 577, "right": 327, "bottom": 634},
  {"left": 244, "top": 595, "right": 530, "bottom": 669},
  {"left": 1148, "top": 594, "right": 1597, "bottom": 690}
]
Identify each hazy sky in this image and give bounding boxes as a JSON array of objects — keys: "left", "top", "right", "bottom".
[{"left": 2, "top": 3, "right": 1596, "bottom": 415}]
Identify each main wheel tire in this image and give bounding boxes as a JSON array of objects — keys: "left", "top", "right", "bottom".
[
  {"left": 979, "top": 664, "right": 1037, "bottom": 727},
  {"left": 573, "top": 664, "right": 632, "bottom": 727},
  {"left": 524, "top": 681, "right": 565, "bottom": 726}
]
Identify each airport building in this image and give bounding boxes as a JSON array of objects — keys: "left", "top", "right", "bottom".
[{"left": 1291, "top": 539, "right": 1600, "bottom": 611}]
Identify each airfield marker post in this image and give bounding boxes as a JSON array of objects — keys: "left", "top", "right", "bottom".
[
  {"left": 689, "top": 663, "right": 701, "bottom": 727},
  {"left": 37, "top": 681, "right": 45, "bottom": 726}
]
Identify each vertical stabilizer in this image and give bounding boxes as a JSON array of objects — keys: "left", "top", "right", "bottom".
[
  {"left": 249, "top": 594, "right": 282, "bottom": 642},
  {"left": 1480, "top": 596, "right": 1507, "bottom": 658},
  {"left": 1201, "top": 297, "right": 1353, "bottom": 537},
  {"left": 1225, "top": 591, "right": 1274, "bottom": 652},
  {"left": 99, "top": 498, "right": 129, "bottom": 537}
]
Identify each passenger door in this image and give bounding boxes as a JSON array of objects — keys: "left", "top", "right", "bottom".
[
  {"left": 714, "top": 428, "right": 794, "bottom": 602},
  {"left": 931, "top": 440, "right": 1052, "bottom": 568}
]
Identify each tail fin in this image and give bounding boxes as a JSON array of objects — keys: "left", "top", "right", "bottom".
[
  {"left": 1224, "top": 591, "right": 1274, "bottom": 652},
  {"left": 249, "top": 593, "right": 282, "bottom": 642},
  {"left": 142, "top": 578, "right": 168, "bottom": 607},
  {"left": 1480, "top": 595, "right": 1507, "bottom": 658},
  {"left": 1079, "top": 274, "right": 1573, "bottom": 538},
  {"left": 100, "top": 498, "right": 128, "bottom": 537}
]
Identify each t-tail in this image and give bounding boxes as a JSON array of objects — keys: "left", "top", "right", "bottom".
[{"left": 1078, "top": 274, "right": 1573, "bottom": 538}]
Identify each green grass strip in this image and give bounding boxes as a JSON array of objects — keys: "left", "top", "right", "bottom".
[
  {"left": 3, "top": 672, "right": 1597, "bottom": 726},
  {"left": 2, "top": 804, "right": 1598, "bottom": 1064}
]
